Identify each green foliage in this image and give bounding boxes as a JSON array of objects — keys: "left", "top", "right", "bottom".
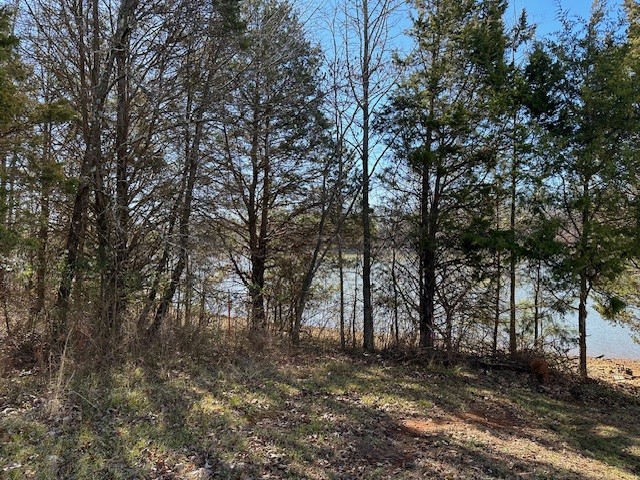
[
  {"left": 591, "top": 270, "right": 640, "bottom": 336},
  {"left": 522, "top": 216, "right": 563, "bottom": 262},
  {"left": 518, "top": 4, "right": 640, "bottom": 370},
  {"left": 461, "top": 217, "right": 511, "bottom": 255},
  {"left": 0, "top": 7, "right": 29, "bottom": 258},
  {"left": 0, "top": 7, "right": 26, "bottom": 135},
  {"left": 463, "top": 0, "right": 508, "bottom": 89},
  {"left": 596, "top": 294, "right": 628, "bottom": 320},
  {"left": 521, "top": 45, "right": 564, "bottom": 124},
  {"left": 548, "top": 13, "right": 638, "bottom": 284},
  {"left": 380, "top": 0, "right": 510, "bottom": 200},
  {"left": 215, "top": 0, "right": 244, "bottom": 32},
  {"left": 29, "top": 100, "right": 76, "bottom": 124},
  {"left": 0, "top": 8, "right": 24, "bottom": 131}
]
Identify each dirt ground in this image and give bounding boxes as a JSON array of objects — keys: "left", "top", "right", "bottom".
[{"left": 587, "top": 357, "right": 640, "bottom": 393}]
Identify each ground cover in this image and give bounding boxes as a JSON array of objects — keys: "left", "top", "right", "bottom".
[{"left": 1, "top": 345, "right": 639, "bottom": 479}]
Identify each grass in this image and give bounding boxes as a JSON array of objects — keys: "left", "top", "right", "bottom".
[{"left": 1, "top": 344, "right": 640, "bottom": 479}]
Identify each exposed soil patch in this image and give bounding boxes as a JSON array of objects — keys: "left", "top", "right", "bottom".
[
  {"left": 397, "top": 404, "right": 524, "bottom": 437},
  {"left": 589, "top": 357, "right": 640, "bottom": 384},
  {"left": 398, "top": 417, "right": 449, "bottom": 435}
]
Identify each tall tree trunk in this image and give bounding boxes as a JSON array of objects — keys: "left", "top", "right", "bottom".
[
  {"left": 1, "top": 269, "right": 7, "bottom": 337},
  {"left": 338, "top": 231, "right": 346, "bottom": 349},
  {"left": 91, "top": 0, "right": 112, "bottom": 324},
  {"left": 54, "top": 0, "right": 91, "bottom": 345},
  {"left": 32, "top": 82, "right": 53, "bottom": 322},
  {"left": 103, "top": 26, "right": 131, "bottom": 339},
  {"left": 136, "top": 197, "right": 180, "bottom": 331},
  {"left": 578, "top": 179, "right": 591, "bottom": 378},
  {"left": 533, "top": 260, "right": 541, "bottom": 348},
  {"left": 246, "top": 87, "right": 268, "bottom": 336},
  {"left": 54, "top": 168, "right": 91, "bottom": 344},
  {"left": 249, "top": 151, "right": 269, "bottom": 335},
  {"left": 184, "top": 262, "right": 193, "bottom": 327},
  {"left": 249, "top": 255, "right": 267, "bottom": 332},
  {"left": 421, "top": 245, "right": 436, "bottom": 349},
  {"left": 198, "top": 278, "right": 207, "bottom": 328},
  {"left": 33, "top": 151, "right": 50, "bottom": 322},
  {"left": 361, "top": 0, "right": 374, "bottom": 352},
  {"left": 291, "top": 167, "right": 334, "bottom": 345},
  {"left": 493, "top": 253, "right": 502, "bottom": 355},
  {"left": 419, "top": 163, "right": 438, "bottom": 350},
  {"left": 337, "top": 143, "right": 346, "bottom": 350},
  {"left": 391, "top": 247, "right": 399, "bottom": 345},
  {"left": 509, "top": 147, "right": 517, "bottom": 356},
  {"left": 352, "top": 257, "right": 358, "bottom": 348},
  {"left": 53, "top": 0, "right": 139, "bottom": 349},
  {"left": 492, "top": 185, "right": 501, "bottom": 355},
  {"left": 578, "top": 270, "right": 589, "bottom": 378},
  {"left": 0, "top": 153, "right": 9, "bottom": 336},
  {"left": 292, "top": 297, "right": 305, "bottom": 346},
  {"left": 0, "top": 154, "right": 5, "bottom": 227}
]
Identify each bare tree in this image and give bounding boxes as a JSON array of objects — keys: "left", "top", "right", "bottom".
[{"left": 325, "top": 0, "right": 405, "bottom": 351}]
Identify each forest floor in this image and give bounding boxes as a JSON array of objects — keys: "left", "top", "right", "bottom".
[{"left": 2, "top": 342, "right": 640, "bottom": 480}]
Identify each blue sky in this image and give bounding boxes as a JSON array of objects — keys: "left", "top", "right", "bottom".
[{"left": 514, "top": 0, "right": 624, "bottom": 36}]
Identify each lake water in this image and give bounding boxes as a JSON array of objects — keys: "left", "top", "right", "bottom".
[
  {"left": 517, "top": 285, "right": 640, "bottom": 360},
  {"left": 217, "top": 263, "right": 640, "bottom": 360},
  {"left": 578, "top": 305, "right": 640, "bottom": 360}
]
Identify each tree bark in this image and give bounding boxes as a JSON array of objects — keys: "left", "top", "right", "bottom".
[
  {"left": 509, "top": 145, "right": 517, "bottom": 356},
  {"left": 419, "top": 156, "right": 438, "bottom": 350},
  {"left": 578, "top": 178, "right": 591, "bottom": 378},
  {"left": 352, "top": 257, "right": 358, "bottom": 348},
  {"left": 1, "top": 153, "right": 9, "bottom": 336},
  {"left": 420, "top": 244, "right": 436, "bottom": 350},
  {"left": 102, "top": 23, "right": 131, "bottom": 339},
  {"left": 578, "top": 271, "right": 589, "bottom": 378},
  {"left": 32, "top": 104, "right": 53, "bottom": 323},
  {"left": 391, "top": 247, "right": 399, "bottom": 345},
  {"left": 493, "top": 252, "right": 502, "bottom": 355},
  {"left": 361, "top": 0, "right": 374, "bottom": 352},
  {"left": 338, "top": 231, "right": 346, "bottom": 349},
  {"left": 249, "top": 251, "right": 267, "bottom": 332},
  {"left": 338, "top": 142, "right": 346, "bottom": 350},
  {"left": 533, "top": 260, "right": 541, "bottom": 348}
]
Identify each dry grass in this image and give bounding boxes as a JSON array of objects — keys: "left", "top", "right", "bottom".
[{"left": 1, "top": 341, "right": 639, "bottom": 479}]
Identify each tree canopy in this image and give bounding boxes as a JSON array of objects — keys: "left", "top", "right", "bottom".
[{"left": 0, "top": 0, "right": 639, "bottom": 377}]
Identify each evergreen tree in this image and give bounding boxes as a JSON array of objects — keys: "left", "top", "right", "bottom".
[
  {"left": 541, "top": 3, "right": 639, "bottom": 377},
  {"left": 379, "top": 0, "right": 508, "bottom": 350},
  {"left": 0, "top": 7, "right": 29, "bottom": 336},
  {"left": 210, "top": 0, "right": 330, "bottom": 342}
]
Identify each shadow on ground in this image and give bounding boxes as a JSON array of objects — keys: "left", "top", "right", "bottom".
[{"left": 1, "top": 347, "right": 639, "bottom": 479}]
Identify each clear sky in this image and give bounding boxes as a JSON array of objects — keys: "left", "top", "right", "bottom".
[{"left": 512, "top": 0, "right": 625, "bottom": 37}]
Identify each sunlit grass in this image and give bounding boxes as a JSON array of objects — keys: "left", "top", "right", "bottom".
[{"left": 2, "top": 347, "right": 639, "bottom": 479}]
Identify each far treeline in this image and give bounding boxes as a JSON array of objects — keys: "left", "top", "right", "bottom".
[{"left": 1, "top": 0, "right": 640, "bottom": 377}]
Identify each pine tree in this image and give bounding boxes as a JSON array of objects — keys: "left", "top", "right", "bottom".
[
  {"left": 379, "top": 0, "right": 508, "bottom": 350},
  {"left": 542, "top": 3, "right": 638, "bottom": 377},
  {"left": 0, "top": 6, "right": 29, "bottom": 337},
  {"left": 210, "top": 0, "right": 329, "bottom": 343}
]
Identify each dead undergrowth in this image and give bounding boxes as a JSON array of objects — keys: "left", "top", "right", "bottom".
[{"left": 1, "top": 342, "right": 639, "bottom": 479}]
